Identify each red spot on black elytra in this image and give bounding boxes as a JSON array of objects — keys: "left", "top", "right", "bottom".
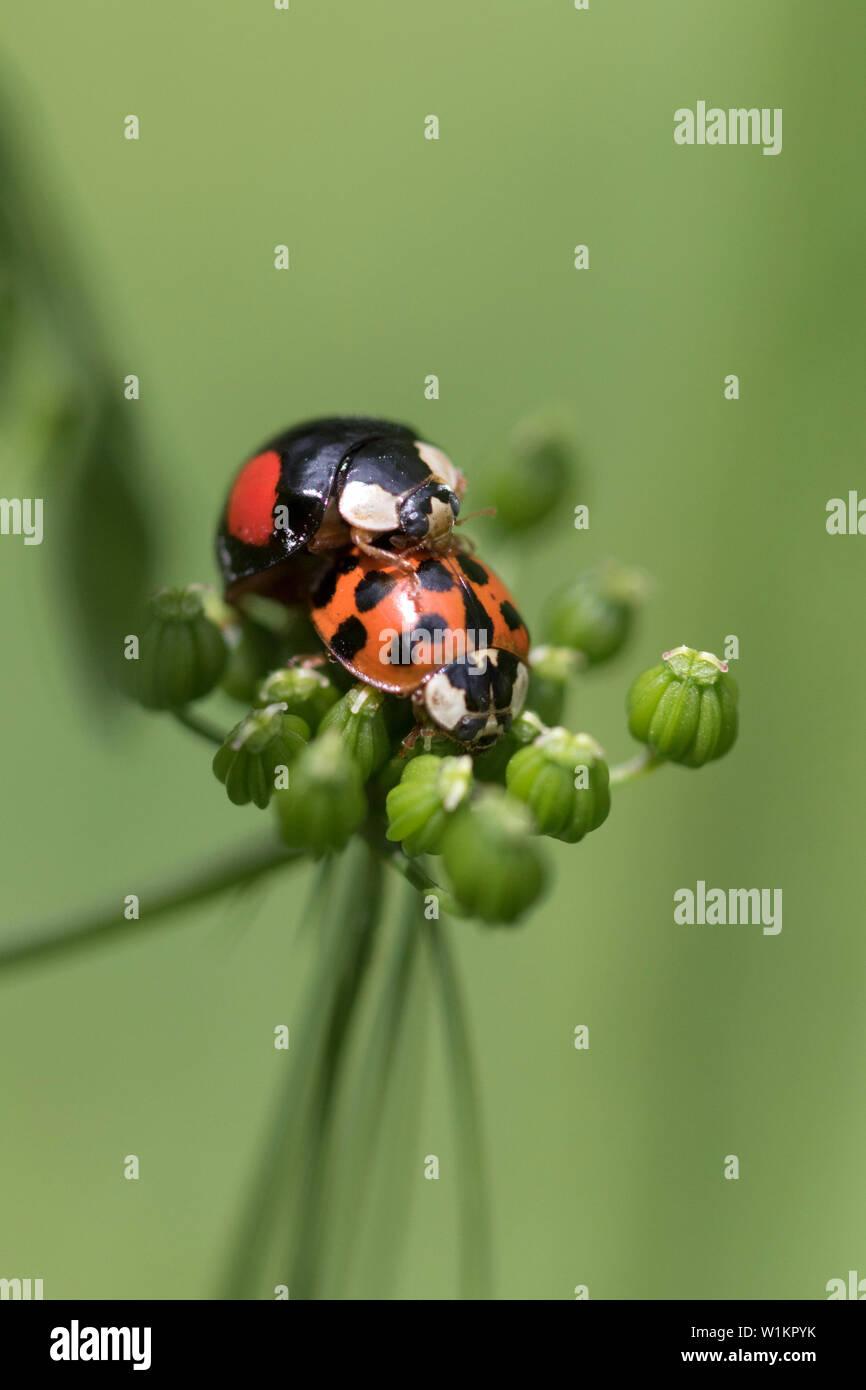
[{"left": 227, "top": 450, "right": 281, "bottom": 546}]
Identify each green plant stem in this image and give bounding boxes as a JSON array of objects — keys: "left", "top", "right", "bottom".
[
  {"left": 0, "top": 838, "right": 297, "bottom": 977},
  {"left": 288, "top": 842, "right": 384, "bottom": 1298},
  {"left": 222, "top": 856, "right": 345, "bottom": 1299},
  {"left": 385, "top": 849, "right": 467, "bottom": 917},
  {"left": 223, "top": 840, "right": 384, "bottom": 1300},
  {"left": 425, "top": 918, "right": 492, "bottom": 1300},
  {"left": 330, "top": 882, "right": 423, "bottom": 1295},
  {"left": 172, "top": 707, "right": 226, "bottom": 745},
  {"left": 609, "top": 748, "right": 666, "bottom": 786}
]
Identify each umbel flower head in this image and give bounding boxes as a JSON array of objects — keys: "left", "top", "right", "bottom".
[
  {"left": 627, "top": 645, "right": 738, "bottom": 768},
  {"left": 124, "top": 410, "right": 743, "bottom": 930},
  {"left": 135, "top": 585, "right": 227, "bottom": 709}
]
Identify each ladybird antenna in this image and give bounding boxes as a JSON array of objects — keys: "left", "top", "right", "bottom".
[{"left": 455, "top": 506, "right": 497, "bottom": 527}]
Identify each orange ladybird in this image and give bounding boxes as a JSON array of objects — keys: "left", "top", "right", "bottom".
[{"left": 309, "top": 547, "right": 530, "bottom": 750}]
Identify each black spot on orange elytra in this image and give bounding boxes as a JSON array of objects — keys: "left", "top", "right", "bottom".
[
  {"left": 456, "top": 552, "right": 489, "bottom": 586},
  {"left": 330, "top": 615, "right": 367, "bottom": 662},
  {"left": 355, "top": 569, "right": 398, "bottom": 612},
  {"left": 500, "top": 599, "right": 524, "bottom": 631}
]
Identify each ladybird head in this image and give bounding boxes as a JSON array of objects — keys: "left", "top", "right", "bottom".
[
  {"left": 421, "top": 648, "right": 529, "bottom": 750},
  {"left": 397, "top": 481, "right": 460, "bottom": 551}
]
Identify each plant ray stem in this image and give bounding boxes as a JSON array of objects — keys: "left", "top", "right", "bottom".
[
  {"left": 0, "top": 839, "right": 298, "bottom": 977},
  {"left": 331, "top": 882, "right": 423, "bottom": 1295},
  {"left": 425, "top": 918, "right": 493, "bottom": 1300},
  {"left": 288, "top": 842, "right": 384, "bottom": 1299},
  {"left": 221, "top": 858, "right": 347, "bottom": 1299},
  {"left": 223, "top": 841, "right": 384, "bottom": 1300},
  {"left": 609, "top": 748, "right": 666, "bottom": 786},
  {"left": 172, "top": 707, "right": 226, "bottom": 745},
  {"left": 385, "top": 849, "right": 467, "bottom": 917}
]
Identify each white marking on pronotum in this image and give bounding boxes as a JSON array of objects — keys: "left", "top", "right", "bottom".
[
  {"left": 415, "top": 441, "right": 462, "bottom": 493},
  {"left": 339, "top": 480, "right": 400, "bottom": 531}
]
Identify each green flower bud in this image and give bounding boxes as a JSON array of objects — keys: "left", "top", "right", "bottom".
[
  {"left": 441, "top": 788, "right": 547, "bottom": 925},
  {"left": 527, "top": 646, "right": 581, "bottom": 726},
  {"left": 506, "top": 728, "right": 610, "bottom": 843},
  {"left": 135, "top": 586, "right": 227, "bottom": 709},
  {"left": 318, "top": 684, "right": 391, "bottom": 780},
  {"left": 546, "top": 564, "right": 646, "bottom": 666},
  {"left": 213, "top": 705, "right": 309, "bottom": 808},
  {"left": 512, "top": 710, "right": 548, "bottom": 744},
  {"left": 219, "top": 618, "right": 287, "bottom": 704},
  {"left": 386, "top": 754, "right": 473, "bottom": 856},
  {"left": 627, "top": 646, "right": 738, "bottom": 768},
  {"left": 275, "top": 729, "right": 366, "bottom": 854},
  {"left": 375, "top": 754, "right": 409, "bottom": 796},
  {"left": 486, "top": 410, "right": 577, "bottom": 533},
  {"left": 374, "top": 739, "right": 453, "bottom": 794},
  {"left": 255, "top": 665, "right": 340, "bottom": 729}
]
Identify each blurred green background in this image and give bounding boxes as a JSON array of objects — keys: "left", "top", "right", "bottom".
[{"left": 1, "top": 0, "right": 864, "bottom": 1299}]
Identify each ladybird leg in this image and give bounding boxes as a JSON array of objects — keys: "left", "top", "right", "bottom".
[
  {"left": 399, "top": 722, "right": 442, "bottom": 757},
  {"left": 349, "top": 530, "right": 417, "bottom": 573},
  {"left": 399, "top": 725, "right": 422, "bottom": 757},
  {"left": 349, "top": 529, "right": 428, "bottom": 598},
  {"left": 307, "top": 531, "right": 345, "bottom": 554}
]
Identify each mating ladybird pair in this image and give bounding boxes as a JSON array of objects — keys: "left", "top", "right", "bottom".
[{"left": 216, "top": 415, "right": 530, "bottom": 751}]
